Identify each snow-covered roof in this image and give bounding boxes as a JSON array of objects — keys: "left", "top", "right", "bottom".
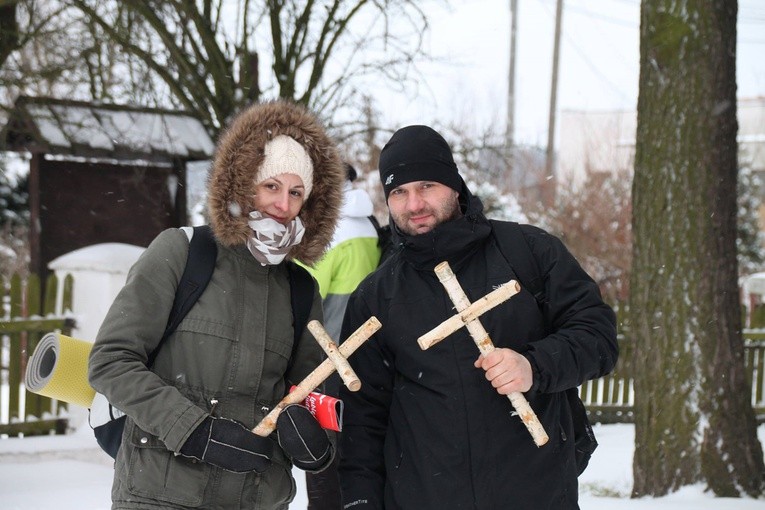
[{"left": 1, "top": 96, "right": 214, "bottom": 163}]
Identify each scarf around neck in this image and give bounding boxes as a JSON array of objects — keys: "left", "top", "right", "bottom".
[{"left": 246, "top": 210, "right": 305, "bottom": 265}]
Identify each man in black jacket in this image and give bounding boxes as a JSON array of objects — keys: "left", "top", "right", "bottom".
[{"left": 337, "top": 125, "right": 618, "bottom": 509}]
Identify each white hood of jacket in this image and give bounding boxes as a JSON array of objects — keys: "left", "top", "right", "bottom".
[{"left": 329, "top": 182, "right": 378, "bottom": 248}]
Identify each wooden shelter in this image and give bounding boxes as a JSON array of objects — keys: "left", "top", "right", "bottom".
[{"left": 1, "top": 96, "right": 215, "bottom": 279}]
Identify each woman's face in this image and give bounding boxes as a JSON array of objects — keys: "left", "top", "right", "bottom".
[{"left": 252, "top": 174, "right": 306, "bottom": 224}]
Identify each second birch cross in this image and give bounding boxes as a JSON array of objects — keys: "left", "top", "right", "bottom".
[
  {"left": 252, "top": 316, "right": 381, "bottom": 436},
  {"left": 417, "top": 261, "right": 549, "bottom": 447}
]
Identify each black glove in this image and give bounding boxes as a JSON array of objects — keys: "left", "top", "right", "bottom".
[
  {"left": 276, "top": 404, "right": 332, "bottom": 471},
  {"left": 180, "top": 416, "right": 272, "bottom": 473}
]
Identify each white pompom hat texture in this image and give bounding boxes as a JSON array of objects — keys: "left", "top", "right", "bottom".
[{"left": 256, "top": 134, "right": 314, "bottom": 198}]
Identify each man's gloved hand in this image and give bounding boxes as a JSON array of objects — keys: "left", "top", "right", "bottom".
[
  {"left": 179, "top": 416, "right": 272, "bottom": 473},
  {"left": 276, "top": 404, "right": 332, "bottom": 472}
]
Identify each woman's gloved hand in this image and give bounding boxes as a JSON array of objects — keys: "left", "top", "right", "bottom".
[
  {"left": 276, "top": 404, "right": 332, "bottom": 472},
  {"left": 180, "top": 416, "right": 273, "bottom": 473}
]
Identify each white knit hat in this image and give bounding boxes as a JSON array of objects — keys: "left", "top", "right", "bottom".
[{"left": 256, "top": 135, "right": 314, "bottom": 198}]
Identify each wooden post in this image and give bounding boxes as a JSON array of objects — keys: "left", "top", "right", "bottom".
[
  {"left": 252, "top": 316, "right": 381, "bottom": 436},
  {"left": 419, "top": 261, "right": 549, "bottom": 447}
]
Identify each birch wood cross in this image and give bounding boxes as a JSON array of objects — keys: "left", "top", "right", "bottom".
[
  {"left": 252, "top": 316, "right": 381, "bottom": 436},
  {"left": 417, "top": 261, "right": 549, "bottom": 447}
]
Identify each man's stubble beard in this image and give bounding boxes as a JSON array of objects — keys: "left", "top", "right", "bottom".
[{"left": 391, "top": 192, "right": 462, "bottom": 236}]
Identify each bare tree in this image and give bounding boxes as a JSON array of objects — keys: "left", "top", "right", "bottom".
[
  {"left": 531, "top": 160, "right": 761, "bottom": 313},
  {"left": 0, "top": 1, "right": 91, "bottom": 107},
  {"left": 541, "top": 168, "right": 632, "bottom": 307},
  {"left": 630, "top": 0, "right": 764, "bottom": 498},
  {"left": 0, "top": 1, "right": 21, "bottom": 66},
  {"left": 55, "top": 0, "right": 430, "bottom": 135}
]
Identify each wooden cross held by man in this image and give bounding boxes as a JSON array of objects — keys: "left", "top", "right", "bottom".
[
  {"left": 252, "top": 316, "right": 381, "bottom": 436},
  {"left": 417, "top": 261, "right": 549, "bottom": 447}
]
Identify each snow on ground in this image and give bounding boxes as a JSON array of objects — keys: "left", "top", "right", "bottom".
[{"left": 0, "top": 422, "right": 763, "bottom": 509}]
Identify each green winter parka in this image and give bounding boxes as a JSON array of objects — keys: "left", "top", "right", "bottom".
[{"left": 89, "top": 100, "right": 345, "bottom": 510}]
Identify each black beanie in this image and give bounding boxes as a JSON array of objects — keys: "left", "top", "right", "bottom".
[{"left": 378, "top": 125, "right": 462, "bottom": 199}]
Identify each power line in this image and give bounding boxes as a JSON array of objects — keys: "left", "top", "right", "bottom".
[
  {"left": 536, "top": 0, "right": 636, "bottom": 104},
  {"left": 559, "top": 29, "right": 634, "bottom": 105}
]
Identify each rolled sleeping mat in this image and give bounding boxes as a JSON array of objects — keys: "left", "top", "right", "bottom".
[{"left": 25, "top": 332, "right": 96, "bottom": 408}]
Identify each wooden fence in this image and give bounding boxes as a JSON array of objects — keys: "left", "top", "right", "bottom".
[
  {"left": 0, "top": 272, "right": 75, "bottom": 436},
  {"left": 580, "top": 334, "right": 765, "bottom": 423}
]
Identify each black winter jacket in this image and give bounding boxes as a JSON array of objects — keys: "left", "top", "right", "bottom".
[{"left": 338, "top": 184, "right": 618, "bottom": 510}]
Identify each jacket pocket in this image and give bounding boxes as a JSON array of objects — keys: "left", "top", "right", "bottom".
[
  {"left": 262, "top": 332, "right": 293, "bottom": 381},
  {"left": 125, "top": 420, "right": 209, "bottom": 507},
  {"left": 176, "top": 316, "right": 236, "bottom": 340},
  {"left": 159, "top": 317, "right": 237, "bottom": 389}
]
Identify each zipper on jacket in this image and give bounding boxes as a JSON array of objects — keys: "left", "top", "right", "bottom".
[{"left": 209, "top": 398, "right": 219, "bottom": 417}]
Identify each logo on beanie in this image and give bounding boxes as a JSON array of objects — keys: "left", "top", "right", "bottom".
[{"left": 385, "top": 174, "right": 394, "bottom": 186}]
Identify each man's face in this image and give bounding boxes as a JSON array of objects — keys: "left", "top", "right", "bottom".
[{"left": 387, "top": 181, "right": 461, "bottom": 235}]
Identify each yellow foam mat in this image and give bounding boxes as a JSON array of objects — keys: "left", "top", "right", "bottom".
[{"left": 25, "top": 332, "right": 96, "bottom": 408}]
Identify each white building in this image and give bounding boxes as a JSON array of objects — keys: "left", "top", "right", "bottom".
[
  {"left": 558, "top": 108, "right": 636, "bottom": 186},
  {"left": 557, "top": 96, "right": 765, "bottom": 185}
]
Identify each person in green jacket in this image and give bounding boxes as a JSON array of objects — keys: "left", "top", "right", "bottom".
[
  {"left": 88, "top": 100, "right": 346, "bottom": 509},
  {"left": 300, "top": 163, "right": 381, "bottom": 510},
  {"left": 302, "top": 163, "right": 381, "bottom": 340}
]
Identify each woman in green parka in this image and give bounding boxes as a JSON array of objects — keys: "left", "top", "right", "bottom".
[{"left": 88, "top": 100, "right": 345, "bottom": 509}]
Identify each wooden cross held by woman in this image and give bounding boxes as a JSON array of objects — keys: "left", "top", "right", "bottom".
[
  {"left": 417, "top": 261, "right": 549, "bottom": 447},
  {"left": 252, "top": 316, "right": 381, "bottom": 436}
]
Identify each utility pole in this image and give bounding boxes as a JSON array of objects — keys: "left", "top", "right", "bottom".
[
  {"left": 545, "top": 0, "right": 563, "bottom": 205},
  {"left": 506, "top": 0, "right": 518, "bottom": 152}
]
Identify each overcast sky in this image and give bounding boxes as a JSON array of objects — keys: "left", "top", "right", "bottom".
[{"left": 371, "top": 0, "right": 765, "bottom": 145}]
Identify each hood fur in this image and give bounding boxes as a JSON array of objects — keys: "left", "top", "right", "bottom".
[{"left": 207, "top": 101, "right": 344, "bottom": 265}]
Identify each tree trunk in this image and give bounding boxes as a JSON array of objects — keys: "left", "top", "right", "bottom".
[
  {"left": 631, "top": 0, "right": 764, "bottom": 498},
  {"left": 0, "top": 2, "right": 20, "bottom": 67}
]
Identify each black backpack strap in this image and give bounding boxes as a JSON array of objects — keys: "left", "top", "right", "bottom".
[
  {"left": 287, "top": 260, "right": 316, "bottom": 347},
  {"left": 369, "top": 214, "right": 396, "bottom": 265},
  {"left": 489, "top": 220, "right": 546, "bottom": 305},
  {"left": 367, "top": 214, "right": 381, "bottom": 232},
  {"left": 149, "top": 225, "right": 217, "bottom": 365}
]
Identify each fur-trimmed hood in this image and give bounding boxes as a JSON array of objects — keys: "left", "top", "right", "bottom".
[{"left": 207, "top": 101, "right": 344, "bottom": 265}]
